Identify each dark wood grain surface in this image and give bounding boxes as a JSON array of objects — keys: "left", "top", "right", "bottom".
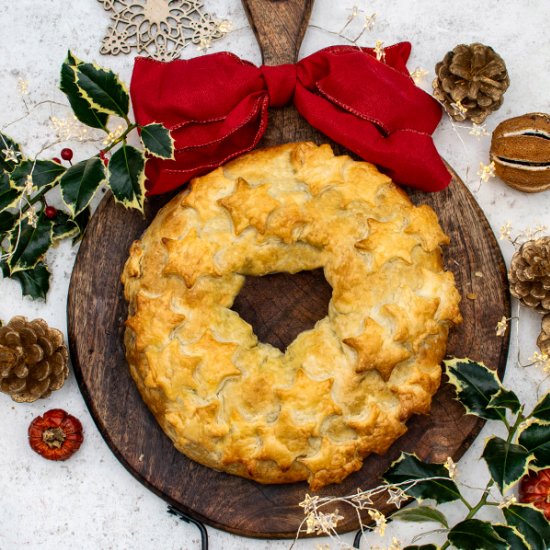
[{"left": 67, "top": 0, "right": 510, "bottom": 539}]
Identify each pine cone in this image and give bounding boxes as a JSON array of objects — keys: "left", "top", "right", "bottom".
[
  {"left": 0, "top": 316, "right": 69, "bottom": 403},
  {"left": 538, "top": 314, "right": 550, "bottom": 356},
  {"left": 509, "top": 237, "right": 550, "bottom": 313},
  {"left": 433, "top": 43, "right": 510, "bottom": 124}
]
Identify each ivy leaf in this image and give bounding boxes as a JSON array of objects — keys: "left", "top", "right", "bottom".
[
  {"left": 0, "top": 132, "right": 23, "bottom": 171},
  {"left": 75, "top": 62, "right": 129, "bottom": 118},
  {"left": 482, "top": 436, "right": 533, "bottom": 493},
  {"left": 60, "top": 52, "right": 108, "bottom": 130},
  {"left": 530, "top": 393, "right": 550, "bottom": 422},
  {"left": 52, "top": 211, "right": 79, "bottom": 242},
  {"left": 0, "top": 171, "right": 21, "bottom": 212},
  {"left": 140, "top": 123, "right": 175, "bottom": 159},
  {"left": 488, "top": 388, "right": 521, "bottom": 414},
  {"left": 7, "top": 214, "right": 53, "bottom": 273},
  {"left": 518, "top": 420, "right": 550, "bottom": 466},
  {"left": 0, "top": 210, "right": 17, "bottom": 233},
  {"left": 447, "top": 519, "right": 507, "bottom": 550},
  {"left": 10, "top": 159, "right": 66, "bottom": 190},
  {"left": 444, "top": 358, "right": 507, "bottom": 421},
  {"left": 8, "top": 262, "right": 50, "bottom": 300},
  {"left": 383, "top": 453, "right": 461, "bottom": 504},
  {"left": 108, "top": 144, "right": 146, "bottom": 210},
  {"left": 503, "top": 503, "right": 550, "bottom": 550},
  {"left": 493, "top": 524, "right": 529, "bottom": 550},
  {"left": 60, "top": 157, "right": 106, "bottom": 216},
  {"left": 391, "top": 505, "right": 448, "bottom": 528}
]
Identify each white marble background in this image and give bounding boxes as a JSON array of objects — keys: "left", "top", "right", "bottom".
[{"left": 0, "top": 1, "right": 549, "bottom": 549}]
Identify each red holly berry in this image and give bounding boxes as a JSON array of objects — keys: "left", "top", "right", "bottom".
[
  {"left": 44, "top": 206, "right": 57, "bottom": 220},
  {"left": 52, "top": 157, "right": 62, "bottom": 164},
  {"left": 60, "top": 148, "right": 73, "bottom": 162},
  {"left": 519, "top": 468, "right": 550, "bottom": 520},
  {"left": 99, "top": 150, "right": 109, "bottom": 167},
  {"left": 28, "top": 409, "right": 83, "bottom": 461}
]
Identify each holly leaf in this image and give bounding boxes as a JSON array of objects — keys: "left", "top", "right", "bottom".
[
  {"left": 8, "top": 262, "right": 50, "bottom": 300},
  {"left": 503, "top": 504, "right": 550, "bottom": 550},
  {"left": 482, "top": 436, "right": 533, "bottom": 493},
  {"left": 447, "top": 519, "right": 507, "bottom": 550},
  {"left": 518, "top": 420, "right": 550, "bottom": 467},
  {"left": 60, "top": 157, "right": 106, "bottom": 216},
  {"left": 493, "top": 524, "right": 529, "bottom": 550},
  {"left": 403, "top": 546, "right": 438, "bottom": 550},
  {"left": 10, "top": 159, "right": 66, "bottom": 190},
  {"left": 60, "top": 52, "right": 109, "bottom": 130},
  {"left": 7, "top": 213, "right": 53, "bottom": 273},
  {"left": 488, "top": 388, "right": 521, "bottom": 414},
  {"left": 444, "top": 358, "right": 507, "bottom": 421},
  {"left": 0, "top": 170, "right": 21, "bottom": 212},
  {"left": 0, "top": 210, "right": 17, "bottom": 233},
  {"left": 140, "top": 123, "right": 175, "bottom": 160},
  {"left": 108, "top": 144, "right": 145, "bottom": 210},
  {"left": 383, "top": 453, "right": 461, "bottom": 504},
  {"left": 52, "top": 210, "right": 79, "bottom": 241},
  {"left": 75, "top": 62, "right": 129, "bottom": 118},
  {"left": 72, "top": 207, "right": 90, "bottom": 243},
  {"left": 0, "top": 132, "right": 23, "bottom": 171},
  {"left": 530, "top": 393, "right": 550, "bottom": 422},
  {"left": 391, "top": 505, "right": 448, "bottom": 528}
]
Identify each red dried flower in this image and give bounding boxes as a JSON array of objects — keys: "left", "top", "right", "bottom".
[
  {"left": 519, "top": 468, "right": 550, "bottom": 520},
  {"left": 28, "top": 409, "right": 83, "bottom": 461}
]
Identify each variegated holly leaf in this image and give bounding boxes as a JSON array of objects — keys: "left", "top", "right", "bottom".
[
  {"left": 108, "top": 144, "right": 145, "bottom": 210},
  {"left": 518, "top": 420, "right": 550, "bottom": 467},
  {"left": 403, "top": 546, "right": 438, "bottom": 550},
  {"left": 0, "top": 132, "right": 22, "bottom": 172},
  {"left": 71, "top": 207, "right": 90, "bottom": 243},
  {"left": 488, "top": 388, "right": 521, "bottom": 414},
  {"left": 52, "top": 211, "right": 79, "bottom": 242},
  {"left": 391, "top": 505, "right": 448, "bottom": 528},
  {"left": 140, "top": 123, "right": 175, "bottom": 159},
  {"left": 445, "top": 358, "right": 507, "bottom": 421},
  {"left": 60, "top": 157, "right": 106, "bottom": 216},
  {"left": 503, "top": 504, "right": 550, "bottom": 550},
  {"left": 7, "top": 262, "right": 50, "bottom": 300},
  {"left": 0, "top": 170, "right": 21, "bottom": 212},
  {"left": 10, "top": 159, "right": 66, "bottom": 190},
  {"left": 493, "top": 524, "right": 529, "bottom": 550},
  {"left": 448, "top": 519, "right": 507, "bottom": 550},
  {"left": 60, "top": 52, "right": 109, "bottom": 130},
  {"left": 383, "top": 453, "right": 461, "bottom": 504},
  {"left": 530, "top": 393, "right": 550, "bottom": 422},
  {"left": 75, "top": 61, "right": 129, "bottom": 118},
  {"left": 482, "top": 436, "right": 533, "bottom": 493},
  {"left": 7, "top": 213, "right": 53, "bottom": 273}
]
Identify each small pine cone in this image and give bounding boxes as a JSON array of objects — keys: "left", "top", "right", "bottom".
[
  {"left": 0, "top": 316, "right": 69, "bottom": 403},
  {"left": 433, "top": 43, "right": 510, "bottom": 124},
  {"left": 508, "top": 237, "right": 550, "bottom": 313},
  {"left": 538, "top": 314, "right": 550, "bottom": 356}
]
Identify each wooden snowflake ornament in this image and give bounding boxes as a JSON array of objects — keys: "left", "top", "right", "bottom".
[{"left": 98, "top": 0, "right": 230, "bottom": 61}]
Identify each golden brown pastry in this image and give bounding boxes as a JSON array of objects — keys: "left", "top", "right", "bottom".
[{"left": 122, "top": 142, "right": 462, "bottom": 490}]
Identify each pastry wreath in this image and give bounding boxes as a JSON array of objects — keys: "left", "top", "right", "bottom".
[{"left": 122, "top": 142, "right": 462, "bottom": 490}]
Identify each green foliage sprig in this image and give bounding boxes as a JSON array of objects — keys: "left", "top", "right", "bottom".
[
  {"left": 0, "top": 52, "right": 174, "bottom": 299},
  {"left": 297, "top": 359, "right": 550, "bottom": 549}
]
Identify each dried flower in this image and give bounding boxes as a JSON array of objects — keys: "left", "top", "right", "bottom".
[
  {"left": 23, "top": 174, "right": 34, "bottom": 196},
  {"left": 477, "top": 161, "right": 496, "bottom": 183},
  {"left": 26, "top": 206, "right": 38, "bottom": 228},
  {"left": 499, "top": 222, "right": 512, "bottom": 241},
  {"left": 529, "top": 351, "right": 550, "bottom": 372},
  {"left": 496, "top": 316, "right": 509, "bottom": 337},
  {"left": 368, "top": 509, "right": 387, "bottom": 536},
  {"left": 469, "top": 123, "right": 489, "bottom": 138},
  {"left": 445, "top": 456, "right": 458, "bottom": 479},
  {"left": 410, "top": 67, "right": 429, "bottom": 85},
  {"left": 374, "top": 40, "right": 385, "bottom": 62}
]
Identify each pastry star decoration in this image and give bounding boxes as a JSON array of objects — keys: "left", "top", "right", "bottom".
[
  {"left": 162, "top": 228, "right": 220, "bottom": 287},
  {"left": 218, "top": 177, "right": 280, "bottom": 235}
]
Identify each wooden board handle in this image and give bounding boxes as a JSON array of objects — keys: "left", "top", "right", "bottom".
[{"left": 241, "top": 0, "right": 314, "bottom": 65}]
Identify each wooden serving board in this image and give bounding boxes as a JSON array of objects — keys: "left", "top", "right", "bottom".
[{"left": 67, "top": 0, "right": 510, "bottom": 539}]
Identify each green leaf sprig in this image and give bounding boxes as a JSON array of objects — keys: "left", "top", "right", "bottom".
[{"left": 0, "top": 51, "right": 174, "bottom": 299}]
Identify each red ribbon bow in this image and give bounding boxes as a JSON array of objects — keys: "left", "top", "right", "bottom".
[{"left": 131, "top": 42, "right": 450, "bottom": 195}]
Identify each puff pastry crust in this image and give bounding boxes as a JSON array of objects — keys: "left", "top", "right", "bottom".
[{"left": 121, "top": 142, "right": 462, "bottom": 490}]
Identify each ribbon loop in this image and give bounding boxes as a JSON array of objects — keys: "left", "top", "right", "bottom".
[{"left": 260, "top": 63, "right": 297, "bottom": 107}]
